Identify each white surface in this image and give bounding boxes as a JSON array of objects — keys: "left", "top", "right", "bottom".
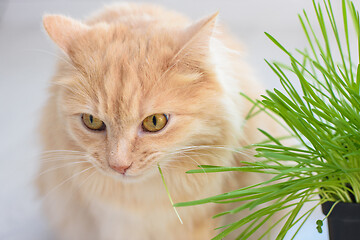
[{"left": 2, "top": 0, "right": 353, "bottom": 239}]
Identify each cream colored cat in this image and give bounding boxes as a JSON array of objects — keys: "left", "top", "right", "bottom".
[{"left": 37, "top": 3, "right": 277, "bottom": 240}]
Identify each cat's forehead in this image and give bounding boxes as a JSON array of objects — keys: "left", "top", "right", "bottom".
[
  {"left": 71, "top": 26, "right": 179, "bottom": 86},
  {"left": 73, "top": 25, "right": 178, "bottom": 64},
  {"left": 68, "top": 26, "right": 185, "bottom": 122}
]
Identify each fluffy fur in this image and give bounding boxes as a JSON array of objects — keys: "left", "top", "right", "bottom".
[{"left": 37, "top": 3, "right": 277, "bottom": 239}]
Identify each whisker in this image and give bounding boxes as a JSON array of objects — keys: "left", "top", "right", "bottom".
[
  {"left": 165, "top": 151, "right": 219, "bottom": 161},
  {"left": 41, "top": 149, "right": 87, "bottom": 155},
  {"left": 151, "top": 162, "right": 191, "bottom": 171},
  {"left": 171, "top": 145, "right": 256, "bottom": 159},
  {"left": 45, "top": 168, "right": 98, "bottom": 213},
  {"left": 164, "top": 149, "right": 229, "bottom": 166},
  {"left": 159, "top": 151, "right": 209, "bottom": 179},
  {"left": 175, "top": 145, "right": 244, "bottom": 153},
  {"left": 77, "top": 169, "right": 97, "bottom": 188},
  {"left": 39, "top": 156, "right": 88, "bottom": 163},
  {"left": 36, "top": 161, "right": 89, "bottom": 178},
  {"left": 41, "top": 166, "right": 95, "bottom": 201}
]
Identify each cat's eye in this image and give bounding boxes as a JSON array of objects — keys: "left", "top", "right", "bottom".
[
  {"left": 82, "top": 114, "right": 106, "bottom": 131},
  {"left": 142, "top": 114, "right": 168, "bottom": 132}
]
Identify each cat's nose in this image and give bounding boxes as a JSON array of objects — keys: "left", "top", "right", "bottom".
[{"left": 110, "top": 163, "right": 132, "bottom": 174}]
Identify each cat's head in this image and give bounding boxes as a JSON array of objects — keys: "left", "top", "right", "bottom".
[{"left": 43, "top": 9, "right": 241, "bottom": 182}]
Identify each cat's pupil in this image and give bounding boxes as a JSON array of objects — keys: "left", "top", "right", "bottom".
[
  {"left": 152, "top": 115, "right": 157, "bottom": 126},
  {"left": 90, "top": 115, "right": 93, "bottom": 123}
]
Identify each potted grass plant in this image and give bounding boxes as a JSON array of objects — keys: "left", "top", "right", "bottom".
[{"left": 173, "top": 0, "right": 360, "bottom": 239}]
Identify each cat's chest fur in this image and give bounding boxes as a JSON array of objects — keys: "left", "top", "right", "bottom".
[
  {"left": 88, "top": 197, "right": 200, "bottom": 240},
  {"left": 44, "top": 172, "right": 221, "bottom": 239}
]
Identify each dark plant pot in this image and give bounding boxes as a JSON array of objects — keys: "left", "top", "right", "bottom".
[{"left": 322, "top": 201, "right": 360, "bottom": 240}]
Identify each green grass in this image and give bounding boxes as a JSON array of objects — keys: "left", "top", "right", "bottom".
[
  {"left": 157, "top": 163, "right": 183, "bottom": 224},
  {"left": 173, "top": 0, "right": 360, "bottom": 239}
]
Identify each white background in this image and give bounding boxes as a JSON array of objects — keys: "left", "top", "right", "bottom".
[{"left": 1, "top": 0, "right": 357, "bottom": 239}]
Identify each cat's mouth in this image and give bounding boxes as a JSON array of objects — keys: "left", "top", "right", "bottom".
[
  {"left": 107, "top": 170, "right": 155, "bottom": 183},
  {"left": 87, "top": 155, "right": 158, "bottom": 182},
  {"left": 97, "top": 163, "right": 156, "bottom": 182}
]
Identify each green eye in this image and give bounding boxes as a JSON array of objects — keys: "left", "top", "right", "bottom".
[
  {"left": 142, "top": 114, "right": 168, "bottom": 132},
  {"left": 82, "top": 114, "right": 106, "bottom": 131}
]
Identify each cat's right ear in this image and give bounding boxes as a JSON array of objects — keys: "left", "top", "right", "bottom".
[{"left": 43, "top": 14, "right": 89, "bottom": 54}]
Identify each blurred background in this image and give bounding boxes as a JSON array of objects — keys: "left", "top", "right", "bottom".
[{"left": 1, "top": 0, "right": 356, "bottom": 239}]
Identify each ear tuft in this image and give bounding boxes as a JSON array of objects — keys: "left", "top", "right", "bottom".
[
  {"left": 173, "top": 12, "right": 219, "bottom": 65},
  {"left": 43, "top": 14, "right": 89, "bottom": 54},
  {"left": 184, "top": 11, "right": 218, "bottom": 43}
]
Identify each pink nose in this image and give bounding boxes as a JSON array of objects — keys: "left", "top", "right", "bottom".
[{"left": 110, "top": 163, "right": 132, "bottom": 174}]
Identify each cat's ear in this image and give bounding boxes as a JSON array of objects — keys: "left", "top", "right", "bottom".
[
  {"left": 174, "top": 12, "right": 218, "bottom": 63},
  {"left": 43, "top": 14, "right": 89, "bottom": 54},
  {"left": 184, "top": 12, "right": 218, "bottom": 45}
]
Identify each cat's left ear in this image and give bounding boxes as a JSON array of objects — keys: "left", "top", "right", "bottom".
[
  {"left": 43, "top": 14, "right": 89, "bottom": 54},
  {"left": 174, "top": 12, "right": 218, "bottom": 63}
]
